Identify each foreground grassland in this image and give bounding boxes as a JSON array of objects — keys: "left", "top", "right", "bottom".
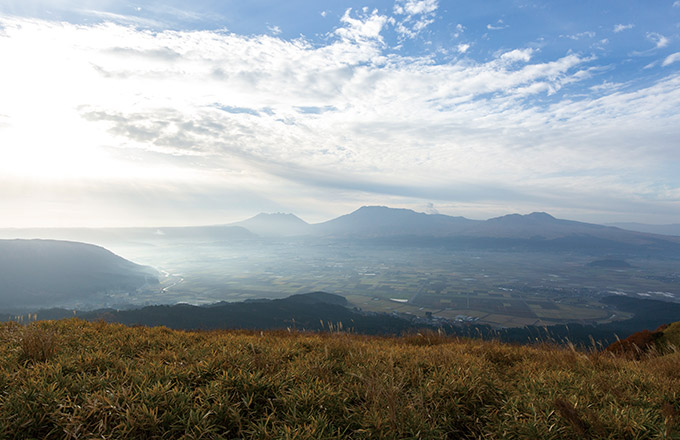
[{"left": 1, "top": 320, "right": 679, "bottom": 439}]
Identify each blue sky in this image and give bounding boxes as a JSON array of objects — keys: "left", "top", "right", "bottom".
[{"left": 0, "top": 0, "right": 679, "bottom": 226}]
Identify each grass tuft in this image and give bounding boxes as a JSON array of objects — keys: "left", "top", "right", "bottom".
[{"left": 19, "top": 323, "right": 58, "bottom": 363}]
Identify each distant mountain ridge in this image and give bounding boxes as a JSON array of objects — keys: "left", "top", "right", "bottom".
[
  {"left": 0, "top": 239, "right": 158, "bottom": 309},
  {"left": 607, "top": 222, "right": 680, "bottom": 237},
  {"left": 228, "top": 206, "right": 680, "bottom": 243},
  {"left": 0, "top": 225, "right": 255, "bottom": 246},
  {"left": 307, "top": 207, "right": 680, "bottom": 253},
  {"left": 2, "top": 206, "right": 680, "bottom": 256},
  {"left": 74, "top": 291, "right": 413, "bottom": 334},
  {"left": 230, "top": 213, "right": 311, "bottom": 237},
  {"left": 313, "top": 206, "right": 476, "bottom": 237},
  {"left": 13, "top": 294, "right": 680, "bottom": 348}
]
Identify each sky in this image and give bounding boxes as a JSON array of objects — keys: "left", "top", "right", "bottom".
[{"left": 0, "top": 1, "right": 679, "bottom": 227}]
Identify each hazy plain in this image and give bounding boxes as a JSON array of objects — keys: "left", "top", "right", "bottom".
[{"left": 97, "top": 237, "right": 677, "bottom": 328}]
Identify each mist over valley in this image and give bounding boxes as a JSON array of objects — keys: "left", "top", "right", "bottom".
[{"left": 2, "top": 206, "right": 678, "bottom": 337}]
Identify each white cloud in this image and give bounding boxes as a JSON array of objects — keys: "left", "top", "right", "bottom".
[
  {"left": 336, "top": 8, "right": 388, "bottom": 45},
  {"left": 674, "top": 1, "right": 680, "bottom": 7},
  {"left": 394, "top": 0, "right": 438, "bottom": 16},
  {"left": 487, "top": 20, "right": 508, "bottom": 31},
  {"left": 647, "top": 32, "right": 669, "bottom": 49},
  {"left": 663, "top": 52, "right": 680, "bottom": 66},
  {"left": 267, "top": 25, "right": 281, "bottom": 35},
  {"left": 499, "top": 48, "right": 533, "bottom": 63},
  {"left": 590, "top": 38, "right": 609, "bottom": 52},
  {"left": 562, "top": 31, "right": 595, "bottom": 40},
  {"left": 456, "top": 43, "right": 470, "bottom": 54},
  {"left": 613, "top": 24, "right": 634, "bottom": 33},
  {"left": 0, "top": 15, "right": 679, "bottom": 225},
  {"left": 393, "top": 0, "right": 438, "bottom": 38},
  {"left": 589, "top": 81, "right": 621, "bottom": 93}
]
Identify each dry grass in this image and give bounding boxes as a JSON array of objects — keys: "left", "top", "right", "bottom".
[
  {"left": 0, "top": 319, "right": 678, "bottom": 439},
  {"left": 19, "top": 322, "right": 58, "bottom": 363}
]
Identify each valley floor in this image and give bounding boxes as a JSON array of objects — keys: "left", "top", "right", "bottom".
[{"left": 1, "top": 320, "right": 679, "bottom": 439}]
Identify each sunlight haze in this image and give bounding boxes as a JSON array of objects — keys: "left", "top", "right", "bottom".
[{"left": 1, "top": 0, "right": 679, "bottom": 226}]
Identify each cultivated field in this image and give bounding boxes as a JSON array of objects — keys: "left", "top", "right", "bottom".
[{"left": 107, "top": 240, "right": 674, "bottom": 327}]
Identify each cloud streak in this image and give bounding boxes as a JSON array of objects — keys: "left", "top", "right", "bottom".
[
  {"left": 613, "top": 24, "right": 634, "bottom": 33},
  {"left": 663, "top": 52, "right": 680, "bottom": 67}
]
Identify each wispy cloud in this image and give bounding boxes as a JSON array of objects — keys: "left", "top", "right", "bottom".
[
  {"left": 663, "top": 52, "right": 680, "bottom": 66},
  {"left": 647, "top": 32, "right": 670, "bottom": 49},
  {"left": 562, "top": 31, "right": 595, "bottom": 40},
  {"left": 487, "top": 20, "right": 508, "bottom": 31},
  {"left": 78, "top": 9, "right": 165, "bottom": 28},
  {"left": 456, "top": 43, "right": 470, "bottom": 54},
  {"left": 393, "top": 0, "right": 438, "bottom": 38},
  {"left": 452, "top": 23, "right": 464, "bottom": 38},
  {"left": 613, "top": 24, "right": 634, "bottom": 33},
  {"left": 589, "top": 81, "right": 622, "bottom": 93}
]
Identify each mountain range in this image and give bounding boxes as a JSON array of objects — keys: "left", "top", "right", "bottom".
[
  {"left": 231, "top": 212, "right": 312, "bottom": 237},
  {"left": 227, "top": 206, "right": 680, "bottom": 255},
  {"left": 2, "top": 206, "right": 680, "bottom": 256},
  {"left": 229, "top": 206, "right": 679, "bottom": 241}
]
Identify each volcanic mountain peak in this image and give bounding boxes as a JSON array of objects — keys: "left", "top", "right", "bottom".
[
  {"left": 231, "top": 212, "right": 311, "bottom": 237},
  {"left": 250, "top": 212, "right": 308, "bottom": 223}
]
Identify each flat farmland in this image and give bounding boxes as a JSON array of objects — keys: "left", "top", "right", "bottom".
[{"left": 107, "top": 239, "right": 676, "bottom": 328}]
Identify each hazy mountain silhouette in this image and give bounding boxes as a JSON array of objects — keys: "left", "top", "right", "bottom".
[
  {"left": 607, "top": 222, "right": 680, "bottom": 237},
  {"left": 230, "top": 213, "right": 311, "bottom": 237},
  {"left": 0, "top": 225, "right": 256, "bottom": 246},
  {"left": 587, "top": 259, "right": 632, "bottom": 268},
  {"left": 466, "top": 212, "right": 666, "bottom": 242},
  {"left": 301, "top": 206, "right": 680, "bottom": 255},
  {"left": 3, "top": 206, "right": 680, "bottom": 256},
  {"left": 0, "top": 239, "right": 158, "bottom": 309},
  {"left": 313, "top": 206, "right": 476, "bottom": 237}
]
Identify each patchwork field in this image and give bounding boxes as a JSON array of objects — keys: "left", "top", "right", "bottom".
[{"left": 63, "top": 240, "right": 677, "bottom": 328}]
